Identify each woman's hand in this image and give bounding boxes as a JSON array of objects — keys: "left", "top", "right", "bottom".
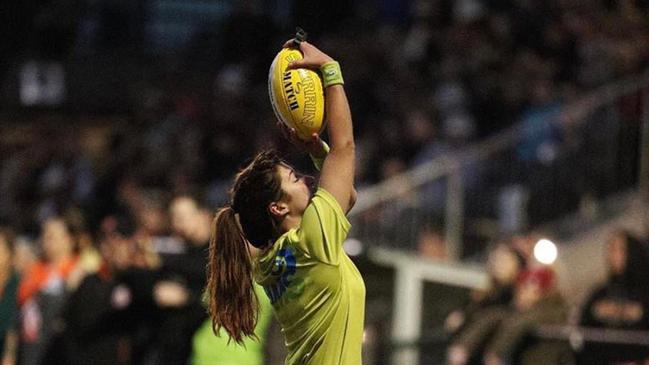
[
  {"left": 154, "top": 281, "right": 189, "bottom": 308},
  {"left": 447, "top": 345, "right": 468, "bottom": 365},
  {"left": 445, "top": 310, "right": 466, "bottom": 333},
  {"left": 483, "top": 352, "right": 505, "bottom": 365},
  {"left": 277, "top": 121, "right": 328, "bottom": 158},
  {"left": 283, "top": 39, "right": 334, "bottom": 70}
]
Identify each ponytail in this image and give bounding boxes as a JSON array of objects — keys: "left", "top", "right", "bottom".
[
  {"left": 207, "top": 206, "right": 259, "bottom": 344},
  {"left": 206, "top": 149, "right": 286, "bottom": 344}
]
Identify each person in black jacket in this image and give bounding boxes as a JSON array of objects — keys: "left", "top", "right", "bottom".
[
  {"left": 147, "top": 195, "right": 211, "bottom": 365},
  {"left": 445, "top": 243, "right": 522, "bottom": 337},
  {"left": 448, "top": 266, "right": 568, "bottom": 365},
  {"left": 578, "top": 230, "right": 649, "bottom": 364},
  {"left": 0, "top": 228, "right": 19, "bottom": 365},
  {"left": 56, "top": 220, "right": 154, "bottom": 365}
]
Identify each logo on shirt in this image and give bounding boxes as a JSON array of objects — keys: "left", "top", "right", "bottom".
[{"left": 264, "top": 248, "right": 296, "bottom": 303}]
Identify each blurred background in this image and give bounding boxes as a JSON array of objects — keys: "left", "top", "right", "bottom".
[{"left": 0, "top": 0, "right": 648, "bottom": 364}]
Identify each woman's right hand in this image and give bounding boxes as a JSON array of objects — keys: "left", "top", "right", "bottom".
[
  {"left": 283, "top": 39, "right": 334, "bottom": 70},
  {"left": 447, "top": 345, "right": 468, "bottom": 365},
  {"left": 445, "top": 310, "right": 466, "bottom": 333}
]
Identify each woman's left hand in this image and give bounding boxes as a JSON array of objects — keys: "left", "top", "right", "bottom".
[
  {"left": 483, "top": 352, "right": 505, "bottom": 365},
  {"left": 277, "top": 121, "right": 328, "bottom": 158}
]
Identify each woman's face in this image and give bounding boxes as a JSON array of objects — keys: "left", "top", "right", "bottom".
[
  {"left": 101, "top": 234, "right": 132, "bottom": 270},
  {"left": 42, "top": 219, "right": 74, "bottom": 261},
  {"left": 607, "top": 234, "right": 627, "bottom": 275},
  {"left": 277, "top": 164, "right": 312, "bottom": 217},
  {"left": 170, "top": 197, "right": 199, "bottom": 238},
  {"left": 13, "top": 242, "right": 36, "bottom": 275},
  {"left": 488, "top": 245, "right": 520, "bottom": 285}
]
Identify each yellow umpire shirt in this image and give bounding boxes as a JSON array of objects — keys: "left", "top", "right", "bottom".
[{"left": 254, "top": 187, "right": 366, "bottom": 365}]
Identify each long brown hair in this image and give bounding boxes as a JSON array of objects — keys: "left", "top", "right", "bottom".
[{"left": 207, "top": 150, "right": 285, "bottom": 344}]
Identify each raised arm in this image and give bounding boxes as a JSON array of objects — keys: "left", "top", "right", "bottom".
[{"left": 286, "top": 41, "right": 356, "bottom": 213}]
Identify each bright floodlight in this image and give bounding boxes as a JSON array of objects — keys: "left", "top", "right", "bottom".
[
  {"left": 343, "top": 238, "right": 363, "bottom": 257},
  {"left": 534, "top": 239, "right": 558, "bottom": 265}
]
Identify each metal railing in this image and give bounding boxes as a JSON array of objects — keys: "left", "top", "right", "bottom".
[
  {"left": 349, "top": 70, "right": 649, "bottom": 261},
  {"left": 373, "top": 325, "right": 649, "bottom": 363},
  {"left": 353, "top": 71, "right": 649, "bottom": 365}
]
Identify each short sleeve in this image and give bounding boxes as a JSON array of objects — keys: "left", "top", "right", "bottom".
[{"left": 295, "top": 188, "right": 351, "bottom": 265}]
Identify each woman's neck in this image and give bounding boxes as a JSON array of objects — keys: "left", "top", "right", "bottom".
[{"left": 279, "top": 213, "right": 302, "bottom": 233}]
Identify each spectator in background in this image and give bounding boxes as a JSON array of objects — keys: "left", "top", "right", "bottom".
[
  {"left": 482, "top": 267, "right": 569, "bottom": 365},
  {"left": 0, "top": 228, "right": 19, "bottom": 365},
  {"left": 448, "top": 266, "right": 568, "bottom": 365},
  {"left": 372, "top": 156, "right": 422, "bottom": 248},
  {"left": 514, "top": 76, "right": 566, "bottom": 225},
  {"left": 133, "top": 190, "right": 170, "bottom": 239},
  {"left": 56, "top": 225, "right": 140, "bottom": 365},
  {"left": 12, "top": 237, "right": 38, "bottom": 278},
  {"left": 17, "top": 217, "right": 80, "bottom": 365},
  {"left": 98, "top": 215, "right": 160, "bottom": 365},
  {"left": 408, "top": 110, "right": 452, "bottom": 215},
  {"left": 577, "top": 230, "right": 649, "bottom": 364},
  {"left": 510, "top": 231, "right": 541, "bottom": 267},
  {"left": 417, "top": 224, "right": 448, "bottom": 261},
  {"left": 63, "top": 209, "right": 102, "bottom": 294},
  {"left": 445, "top": 243, "right": 521, "bottom": 336},
  {"left": 147, "top": 195, "right": 212, "bottom": 365}
]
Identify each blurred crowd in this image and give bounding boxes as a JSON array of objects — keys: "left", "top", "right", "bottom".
[
  {"left": 1, "top": 0, "right": 648, "bottom": 236},
  {"left": 443, "top": 229, "right": 649, "bottom": 365},
  {"left": 0, "top": 195, "right": 277, "bottom": 365},
  {"left": 2, "top": 218, "right": 648, "bottom": 364},
  {"left": 0, "top": 0, "right": 649, "bottom": 364}
]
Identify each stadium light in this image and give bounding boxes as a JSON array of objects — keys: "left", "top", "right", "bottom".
[{"left": 533, "top": 239, "right": 558, "bottom": 265}]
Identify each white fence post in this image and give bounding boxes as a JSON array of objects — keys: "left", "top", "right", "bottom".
[
  {"left": 369, "top": 247, "right": 489, "bottom": 365},
  {"left": 391, "top": 265, "right": 423, "bottom": 365}
]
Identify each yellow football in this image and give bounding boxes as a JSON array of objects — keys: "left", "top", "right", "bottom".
[{"left": 268, "top": 48, "right": 325, "bottom": 140}]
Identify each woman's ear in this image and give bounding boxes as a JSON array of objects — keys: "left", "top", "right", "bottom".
[{"left": 268, "top": 201, "right": 289, "bottom": 219}]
